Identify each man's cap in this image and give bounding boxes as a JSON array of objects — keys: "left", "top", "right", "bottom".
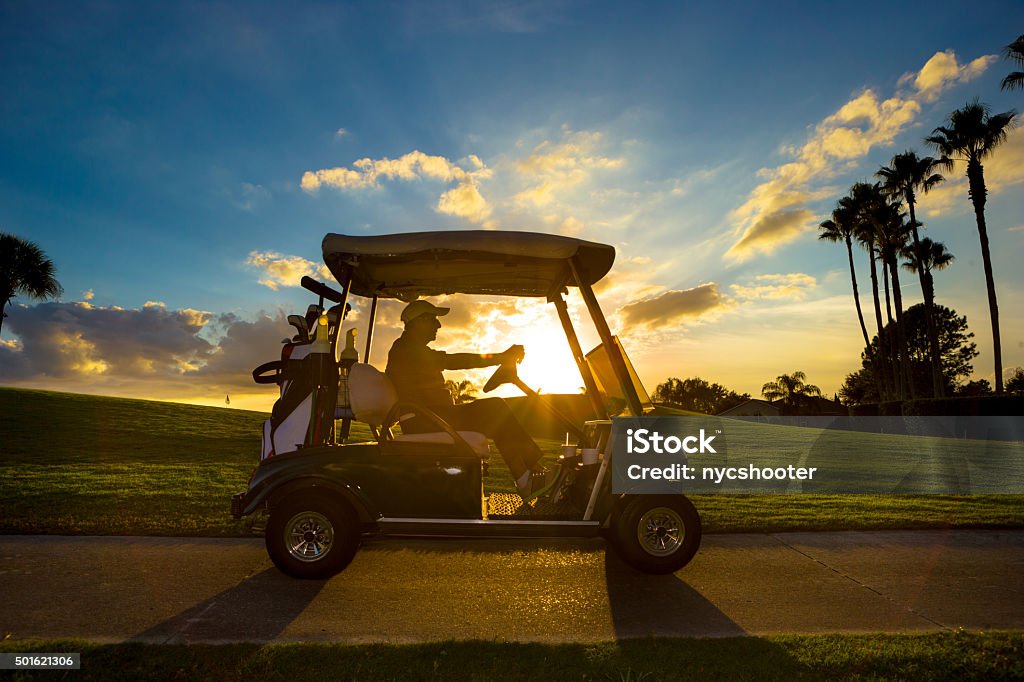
[{"left": 401, "top": 299, "right": 450, "bottom": 323}]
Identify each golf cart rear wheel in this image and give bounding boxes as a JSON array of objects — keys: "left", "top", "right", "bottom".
[
  {"left": 614, "top": 495, "right": 701, "bottom": 574},
  {"left": 266, "top": 492, "right": 359, "bottom": 579}
]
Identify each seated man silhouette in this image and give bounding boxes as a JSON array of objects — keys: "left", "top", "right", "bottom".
[{"left": 386, "top": 299, "right": 549, "bottom": 499}]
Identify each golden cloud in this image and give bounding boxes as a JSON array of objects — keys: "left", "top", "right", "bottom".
[
  {"left": 512, "top": 129, "right": 623, "bottom": 209},
  {"left": 726, "top": 208, "right": 817, "bottom": 259},
  {"left": 437, "top": 182, "right": 492, "bottom": 223},
  {"left": 904, "top": 50, "right": 998, "bottom": 102},
  {"left": 731, "top": 273, "right": 818, "bottom": 300},
  {"left": 246, "top": 251, "right": 333, "bottom": 290},
  {"left": 618, "top": 283, "right": 731, "bottom": 327}
]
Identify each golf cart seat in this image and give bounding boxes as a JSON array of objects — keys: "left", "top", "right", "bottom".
[{"left": 347, "top": 363, "right": 489, "bottom": 456}]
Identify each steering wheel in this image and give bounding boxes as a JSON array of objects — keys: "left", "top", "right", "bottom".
[{"left": 483, "top": 346, "right": 528, "bottom": 394}]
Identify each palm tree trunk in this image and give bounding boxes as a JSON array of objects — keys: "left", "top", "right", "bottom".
[
  {"left": 921, "top": 269, "right": 942, "bottom": 392},
  {"left": 888, "top": 256, "right": 914, "bottom": 400},
  {"left": 907, "top": 199, "right": 944, "bottom": 398},
  {"left": 846, "top": 236, "right": 882, "bottom": 399},
  {"left": 882, "top": 260, "right": 894, "bottom": 326},
  {"left": 867, "top": 244, "right": 892, "bottom": 401},
  {"left": 968, "top": 159, "right": 1004, "bottom": 393},
  {"left": 0, "top": 292, "right": 11, "bottom": 337},
  {"left": 880, "top": 250, "right": 901, "bottom": 398},
  {"left": 845, "top": 237, "right": 871, "bottom": 350}
]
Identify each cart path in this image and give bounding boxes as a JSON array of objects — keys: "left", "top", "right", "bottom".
[{"left": 1, "top": 530, "right": 1022, "bottom": 643}]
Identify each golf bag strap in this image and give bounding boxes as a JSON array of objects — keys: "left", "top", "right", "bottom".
[{"left": 252, "top": 360, "right": 306, "bottom": 385}]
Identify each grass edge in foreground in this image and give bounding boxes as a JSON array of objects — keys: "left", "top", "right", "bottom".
[{"left": 1, "top": 632, "right": 1022, "bottom": 681}]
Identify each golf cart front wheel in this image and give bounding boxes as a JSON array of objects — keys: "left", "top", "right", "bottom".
[
  {"left": 265, "top": 492, "right": 360, "bottom": 579},
  {"left": 613, "top": 495, "right": 701, "bottom": 574}
]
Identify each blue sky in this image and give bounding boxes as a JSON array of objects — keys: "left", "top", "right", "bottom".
[{"left": 1, "top": 1, "right": 1022, "bottom": 409}]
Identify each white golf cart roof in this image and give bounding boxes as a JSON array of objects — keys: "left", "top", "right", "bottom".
[{"left": 322, "top": 230, "right": 615, "bottom": 300}]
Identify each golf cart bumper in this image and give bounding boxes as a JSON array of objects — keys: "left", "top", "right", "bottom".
[{"left": 231, "top": 491, "right": 246, "bottom": 518}]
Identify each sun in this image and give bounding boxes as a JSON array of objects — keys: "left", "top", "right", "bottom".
[{"left": 516, "top": 323, "right": 586, "bottom": 395}]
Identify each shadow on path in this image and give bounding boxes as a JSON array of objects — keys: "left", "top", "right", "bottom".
[
  {"left": 603, "top": 548, "right": 746, "bottom": 638},
  {"left": 132, "top": 568, "right": 326, "bottom": 643}
]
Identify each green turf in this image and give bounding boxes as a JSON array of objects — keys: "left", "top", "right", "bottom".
[
  {"left": 1, "top": 386, "right": 1022, "bottom": 536},
  {"left": 1, "top": 633, "right": 1021, "bottom": 681}
]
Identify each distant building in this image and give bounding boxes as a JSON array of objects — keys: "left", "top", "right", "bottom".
[{"left": 717, "top": 396, "right": 846, "bottom": 417}]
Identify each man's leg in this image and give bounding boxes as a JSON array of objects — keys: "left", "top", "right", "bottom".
[{"left": 450, "top": 398, "right": 544, "bottom": 479}]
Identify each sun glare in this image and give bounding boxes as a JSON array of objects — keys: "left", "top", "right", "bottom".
[{"left": 517, "top": 323, "right": 585, "bottom": 395}]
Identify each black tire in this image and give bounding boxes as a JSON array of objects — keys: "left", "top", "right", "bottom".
[
  {"left": 265, "top": 492, "right": 360, "bottom": 579},
  {"left": 612, "top": 495, "right": 701, "bottom": 574}
]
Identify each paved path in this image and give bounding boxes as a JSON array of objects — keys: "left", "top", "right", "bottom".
[{"left": 1, "top": 530, "right": 1022, "bottom": 643}]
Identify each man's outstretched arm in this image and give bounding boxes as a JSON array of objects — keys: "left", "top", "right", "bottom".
[{"left": 442, "top": 345, "right": 523, "bottom": 371}]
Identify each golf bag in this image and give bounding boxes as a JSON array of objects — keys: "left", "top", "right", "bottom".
[{"left": 252, "top": 320, "right": 339, "bottom": 460}]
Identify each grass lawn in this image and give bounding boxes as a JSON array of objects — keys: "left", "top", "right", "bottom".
[
  {"left": 1, "top": 633, "right": 1022, "bottom": 681},
  {"left": 1, "top": 386, "right": 1022, "bottom": 536}
]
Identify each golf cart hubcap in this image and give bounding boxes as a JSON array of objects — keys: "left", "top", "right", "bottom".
[
  {"left": 637, "top": 507, "right": 683, "bottom": 557},
  {"left": 285, "top": 511, "right": 334, "bottom": 563}
]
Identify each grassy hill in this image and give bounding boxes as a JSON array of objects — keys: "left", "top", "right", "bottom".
[
  {"left": 0, "top": 387, "right": 267, "bottom": 465},
  {"left": 1, "top": 386, "right": 1022, "bottom": 536}
]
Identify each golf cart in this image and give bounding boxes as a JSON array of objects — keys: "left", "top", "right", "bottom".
[{"left": 231, "top": 230, "right": 701, "bottom": 578}]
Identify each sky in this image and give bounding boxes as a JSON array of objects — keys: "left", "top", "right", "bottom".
[{"left": 1, "top": 1, "right": 1023, "bottom": 411}]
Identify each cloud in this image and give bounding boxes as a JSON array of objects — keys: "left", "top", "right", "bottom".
[
  {"left": 81, "top": 289, "right": 94, "bottom": 301},
  {"left": 0, "top": 299, "right": 326, "bottom": 409},
  {"left": 437, "top": 182, "right": 492, "bottom": 223},
  {"left": 301, "top": 150, "right": 494, "bottom": 225},
  {"left": 233, "top": 182, "right": 270, "bottom": 212},
  {"left": 727, "top": 50, "right": 995, "bottom": 261},
  {"left": 919, "top": 126, "right": 1024, "bottom": 218},
  {"left": 726, "top": 208, "right": 817, "bottom": 259},
  {"left": 246, "top": 251, "right": 332, "bottom": 290},
  {"left": 0, "top": 301, "right": 214, "bottom": 381},
  {"left": 731, "top": 273, "right": 818, "bottom": 300},
  {"left": 335, "top": 127, "right": 348, "bottom": 139},
  {"left": 512, "top": 129, "right": 623, "bottom": 209},
  {"left": 618, "top": 283, "right": 731, "bottom": 327},
  {"left": 901, "top": 50, "right": 998, "bottom": 102}
]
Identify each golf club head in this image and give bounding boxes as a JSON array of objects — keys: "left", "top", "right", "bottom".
[{"left": 287, "top": 314, "right": 309, "bottom": 342}]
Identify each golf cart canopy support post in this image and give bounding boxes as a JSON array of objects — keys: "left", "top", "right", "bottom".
[
  {"left": 550, "top": 291, "right": 606, "bottom": 419},
  {"left": 363, "top": 294, "right": 378, "bottom": 364},
  {"left": 569, "top": 256, "right": 644, "bottom": 417}
]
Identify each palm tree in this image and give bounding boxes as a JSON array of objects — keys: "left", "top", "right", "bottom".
[
  {"left": 847, "top": 183, "right": 896, "bottom": 400},
  {"left": 902, "top": 238, "right": 954, "bottom": 307},
  {"left": 820, "top": 203, "right": 883, "bottom": 399},
  {"left": 1, "top": 232, "right": 63, "bottom": 336},
  {"left": 819, "top": 208, "right": 872, "bottom": 352},
  {"left": 877, "top": 151, "right": 946, "bottom": 396},
  {"left": 926, "top": 100, "right": 1018, "bottom": 392},
  {"left": 873, "top": 200, "right": 915, "bottom": 399},
  {"left": 444, "top": 379, "right": 478, "bottom": 404},
  {"left": 1002, "top": 34, "right": 1024, "bottom": 91},
  {"left": 761, "top": 371, "right": 822, "bottom": 413},
  {"left": 902, "top": 238, "right": 955, "bottom": 396}
]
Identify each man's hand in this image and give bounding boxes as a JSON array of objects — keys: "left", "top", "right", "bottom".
[{"left": 500, "top": 344, "right": 525, "bottom": 363}]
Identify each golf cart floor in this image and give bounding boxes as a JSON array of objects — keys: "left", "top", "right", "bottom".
[{"left": 486, "top": 493, "right": 581, "bottom": 520}]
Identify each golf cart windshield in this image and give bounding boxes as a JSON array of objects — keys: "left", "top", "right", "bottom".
[{"left": 321, "top": 230, "right": 646, "bottom": 418}]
